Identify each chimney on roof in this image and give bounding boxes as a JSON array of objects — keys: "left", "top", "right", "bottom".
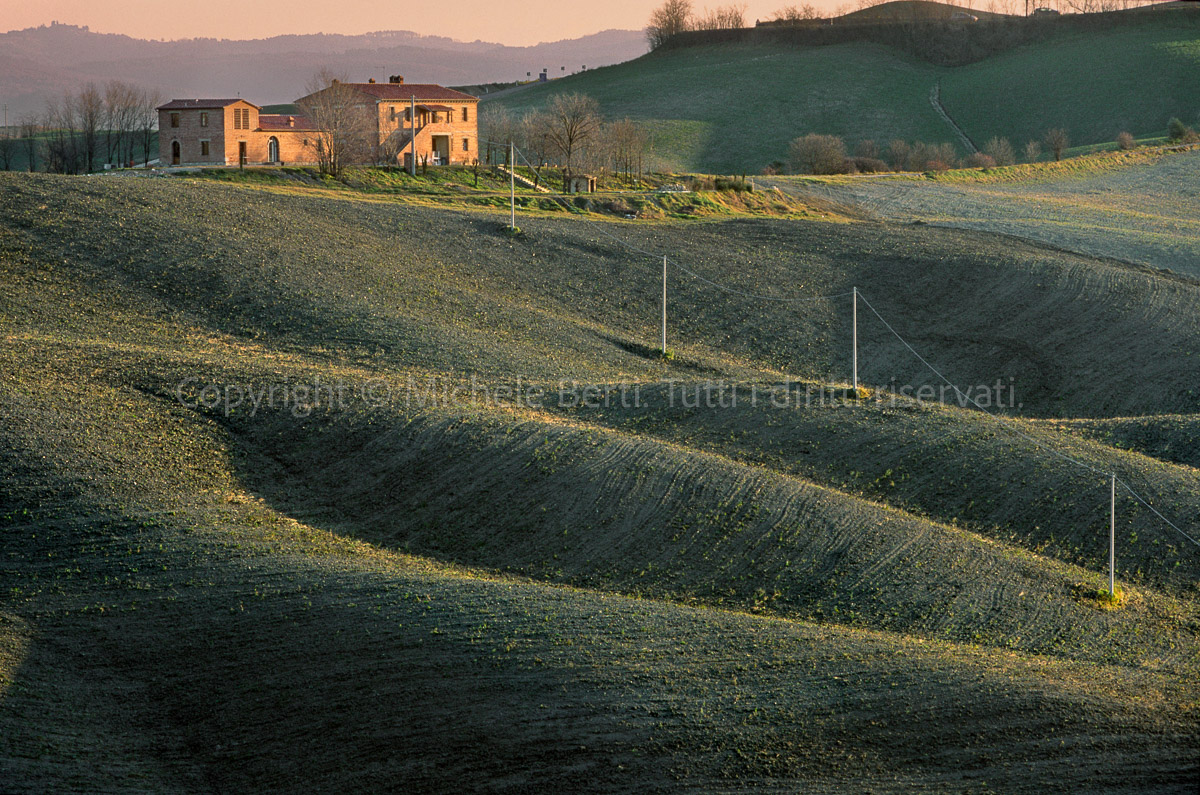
[
  {"left": 390, "top": 75, "right": 403, "bottom": 84},
  {"left": 368, "top": 78, "right": 376, "bottom": 83}
]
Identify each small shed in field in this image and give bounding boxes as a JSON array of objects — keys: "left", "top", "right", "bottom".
[{"left": 567, "top": 175, "right": 597, "bottom": 194}]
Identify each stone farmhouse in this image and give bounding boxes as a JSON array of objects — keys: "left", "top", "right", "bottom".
[
  {"left": 158, "top": 99, "right": 314, "bottom": 167},
  {"left": 158, "top": 76, "right": 479, "bottom": 168},
  {"left": 296, "top": 77, "right": 480, "bottom": 169}
]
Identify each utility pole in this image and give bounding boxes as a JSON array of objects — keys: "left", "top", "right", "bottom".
[
  {"left": 1110, "top": 474, "right": 1116, "bottom": 596},
  {"left": 510, "top": 141, "right": 516, "bottom": 230},
  {"left": 409, "top": 95, "right": 416, "bottom": 176},
  {"left": 661, "top": 256, "right": 668, "bottom": 355},
  {"left": 852, "top": 287, "right": 858, "bottom": 393}
]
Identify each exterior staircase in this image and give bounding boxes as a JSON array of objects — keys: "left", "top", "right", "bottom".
[{"left": 496, "top": 164, "right": 552, "bottom": 193}]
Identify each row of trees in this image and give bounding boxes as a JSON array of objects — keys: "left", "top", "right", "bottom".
[
  {"left": 0, "top": 81, "right": 162, "bottom": 173},
  {"left": 769, "top": 5, "right": 821, "bottom": 23},
  {"left": 481, "top": 94, "right": 651, "bottom": 190},
  {"left": 783, "top": 128, "right": 1079, "bottom": 175},
  {"left": 797, "top": 0, "right": 1163, "bottom": 18},
  {"left": 647, "top": 1, "right": 749, "bottom": 48}
]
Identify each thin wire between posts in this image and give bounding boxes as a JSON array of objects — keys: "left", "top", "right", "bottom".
[
  {"left": 855, "top": 291, "right": 1199, "bottom": 551},
  {"left": 483, "top": 139, "right": 1199, "bottom": 552},
  {"left": 495, "top": 140, "right": 853, "bottom": 305},
  {"left": 1117, "top": 481, "right": 1200, "bottom": 548}
]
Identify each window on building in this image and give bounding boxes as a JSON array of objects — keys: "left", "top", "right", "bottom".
[
  {"left": 432, "top": 112, "right": 439, "bottom": 123},
  {"left": 389, "top": 107, "right": 396, "bottom": 122},
  {"left": 404, "top": 109, "right": 412, "bottom": 123},
  {"left": 170, "top": 112, "right": 180, "bottom": 128},
  {"left": 462, "top": 107, "right": 468, "bottom": 122},
  {"left": 200, "top": 112, "right": 208, "bottom": 127},
  {"left": 200, "top": 140, "right": 210, "bottom": 156},
  {"left": 462, "top": 138, "right": 469, "bottom": 152}
]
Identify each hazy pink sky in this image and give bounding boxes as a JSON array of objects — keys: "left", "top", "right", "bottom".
[{"left": 2, "top": 1, "right": 845, "bottom": 46}]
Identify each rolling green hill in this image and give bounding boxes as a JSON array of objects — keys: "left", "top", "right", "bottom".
[
  {"left": 487, "top": 14, "right": 1200, "bottom": 174},
  {"left": 940, "top": 18, "right": 1200, "bottom": 148},
  {"left": 489, "top": 42, "right": 956, "bottom": 174},
  {"left": 2, "top": 169, "right": 1198, "bottom": 790}
]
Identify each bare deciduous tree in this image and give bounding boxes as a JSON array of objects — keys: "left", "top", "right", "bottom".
[
  {"left": 0, "top": 137, "right": 14, "bottom": 171},
  {"left": 46, "top": 93, "right": 81, "bottom": 174},
  {"left": 519, "top": 110, "right": 554, "bottom": 187},
  {"left": 647, "top": 0, "right": 693, "bottom": 48},
  {"left": 886, "top": 139, "right": 911, "bottom": 171},
  {"left": 76, "top": 83, "right": 103, "bottom": 172},
  {"left": 298, "top": 69, "right": 371, "bottom": 177},
  {"left": 137, "top": 87, "right": 162, "bottom": 167},
  {"left": 1022, "top": 140, "right": 1042, "bottom": 163},
  {"left": 788, "top": 134, "right": 847, "bottom": 174},
  {"left": 480, "top": 105, "right": 518, "bottom": 165},
  {"left": 920, "top": 142, "right": 958, "bottom": 171},
  {"left": 103, "top": 80, "right": 142, "bottom": 167},
  {"left": 1044, "top": 127, "right": 1070, "bottom": 161},
  {"left": 607, "top": 118, "right": 649, "bottom": 183},
  {"left": 855, "top": 139, "right": 879, "bottom": 159},
  {"left": 1059, "top": 0, "right": 1157, "bottom": 13},
  {"left": 543, "top": 93, "right": 603, "bottom": 191},
  {"left": 19, "top": 116, "right": 41, "bottom": 171},
  {"left": 694, "top": 4, "right": 748, "bottom": 30},
  {"left": 982, "top": 136, "right": 1015, "bottom": 166},
  {"left": 964, "top": 152, "right": 996, "bottom": 169},
  {"left": 771, "top": 4, "right": 821, "bottom": 22}
]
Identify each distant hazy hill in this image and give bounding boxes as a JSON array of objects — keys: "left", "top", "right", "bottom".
[{"left": 0, "top": 23, "right": 646, "bottom": 118}]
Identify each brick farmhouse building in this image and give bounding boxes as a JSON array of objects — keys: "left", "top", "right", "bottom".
[{"left": 158, "top": 76, "right": 479, "bottom": 168}]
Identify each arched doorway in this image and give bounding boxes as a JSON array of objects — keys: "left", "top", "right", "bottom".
[
  {"left": 171, "top": 140, "right": 180, "bottom": 165},
  {"left": 268, "top": 137, "right": 279, "bottom": 164}
]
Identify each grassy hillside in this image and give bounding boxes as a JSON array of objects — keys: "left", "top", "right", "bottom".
[
  {"left": 941, "top": 18, "right": 1200, "bottom": 148},
  {"left": 489, "top": 42, "right": 956, "bottom": 174},
  {"left": 782, "top": 146, "right": 1200, "bottom": 279},
  {"left": 488, "top": 14, "right": 1200, "bottom": 174},
  {"left": 2, "top": 170, "right": 1198, "bottom": 790}
]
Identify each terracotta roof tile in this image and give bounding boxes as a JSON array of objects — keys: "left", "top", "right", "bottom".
[
  {"left": 257, "top": 114, "right": 316, "bottom": 131},
  {"left": 343, "top": 83, "right": 478, "bottom": 101}
]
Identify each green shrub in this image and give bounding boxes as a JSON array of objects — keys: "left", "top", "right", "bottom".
[
  {"left": 713, "top": 176, "right": 751, "bottom": 192},
  {"left": 1167, "top": 117, "right": 1187, "bottom": 142}
]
